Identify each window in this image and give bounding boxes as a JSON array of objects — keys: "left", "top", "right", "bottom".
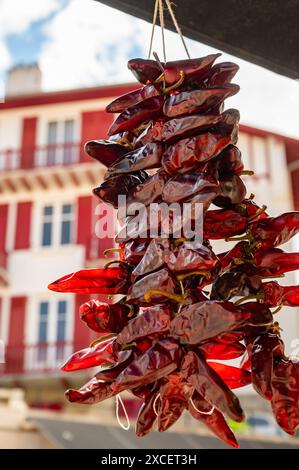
[
  {"left": 60, "top": 204, "right": 73, "bottom": 245},
  {"left": 46, "top": 121, "right": 58, "bottom": 165},
  {"left": 38, "top": 301, "right": 49, "bottom": 343},
  {"left": 37, "top": 301, "right": 49, "bottom": 361},
  {"left": 44, "top": 119, "right": 76, "bottom": 166},
  {"left": 63, "top": 120, "right": 75, "bottom": 163},
  {"left": 34, "top": 299, "right": 72, "bottom": 367},
  {"left": 40, "top": 203, "right": 74, "bottom": 248},
  {"left": 41, "top": 206, "right": 53, "bottom": 247},
  {"left": 57, "top": 300, "right": 67, "bottom": 342}
]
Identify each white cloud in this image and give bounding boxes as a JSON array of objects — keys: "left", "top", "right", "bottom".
[
  {"left": 0, "top": 0, "right": 61, "bottom": 98},
  {"left": 0, "top": 0, "right": 60, "bottom": 36}
]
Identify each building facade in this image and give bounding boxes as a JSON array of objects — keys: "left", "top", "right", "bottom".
[{"left": 0, "top": 78, "right": 299, "bottom": 408}]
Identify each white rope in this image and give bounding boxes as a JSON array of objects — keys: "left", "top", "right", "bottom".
[
  {"left": 190, "top": 397, "right": 215, "bottom": 415},
  {"left": 153, "top": 393, "right": 161, "bottom": 416},
  {"left": 164, "top": 0, "right": 191, "bottom": 58},
  {"left": 177, "top": 280, "right": 184, "bottom": 314},
  {"left": 158, "top": 0, "right": 166, "bottom": 62},
  {"left": 115, "top": 394, "right": 130, "bottom": 431},
  {"left": 148, "top": 0, "right": 159, "bottom": 59}
]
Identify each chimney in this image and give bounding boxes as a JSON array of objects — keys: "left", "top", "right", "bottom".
[{"left": 6, "top": 64, "right": 42, "bottom": 97}]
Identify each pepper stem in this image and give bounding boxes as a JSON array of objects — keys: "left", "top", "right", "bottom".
[
  {"left": 240, "top": 170, "right": 255, "bottom": 176},
  {"left": 89, "top": 333, "right": 116, "bottom": 348},
  {"left": 144, "top": 289, "right": 188, "bottom": 304},
  {"left": 155, "top": 71, "right": 165, "bottom": 83},
  {"left": 103, "top": 247, "right": 124, "bottom": 256},
  {"left": 104, "top": 260, "right": 130, "bottom": 269},
  {"left": 269, "top": 321, "right": 283, "bottom": 335},
  {"left": 172, "top": 237, "right": 186, "bottom": 247},
  {"left": 234, "top": 292, "right": 264, "bottom": 306},
  {"left": 248, "top": 205, "right": 268, "bottom": 222},
  {"left": 176, "top": 270, "right": 211, "bottom": 282},
  {"left": 272, "top": 305, "right": 283, "bottom": 315},
  {"left": 225, "top": 233, "right": 250, "bottom": 242},
  {"left": 163, "top": 70, "right": 185, "bottom": 93}
]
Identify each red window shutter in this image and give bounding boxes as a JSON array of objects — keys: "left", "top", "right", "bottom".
[
  {"left": 291, "top": 169, "right": 299, "bottom": 210},
  {"left": 80, "top": 110, "right": 113, "bottom": 162},
  {"left": 0, "top": 298, "right": 2, "bottom": 338},
  {"left": 15, "top": 202, "right": 32, "bottom": 250},
  {"left": 21, "top": 117, "right": 37, "bottom": 169},
  {"left": 77, "top": 196, "right": 93, "bottom": 260},
  {"left": 73, "top": 294, "right": 91, "bottom": 350},
  {"left": 0, "top": 204, "right": 8, "bottom": 254},
  {"left": 6, "top": 296, "right": 26, "bottom": 373}
]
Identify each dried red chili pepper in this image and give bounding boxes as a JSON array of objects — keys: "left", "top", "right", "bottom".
[
  {"left": 163, "top": 85, "right": 239, "bottom": 118},
  {"left": 210, "top": 263, "right": 261, "bottom": 301},
  {"left": 126, "top": 169, "right": 169, "bottom": 206},
  {"left": 113, "top": 338, "right": 182, "bottom": 391},
  {"left": 84, "top": 140, "right": 127, "bottom": 166},
  {"left": 207, "top": 145, "right": 243, "bottom": 180},
  {"left": 217, "top": 241, "right": 250, "bottom": 271},
  {"left": 131, "top": 238, "right": 169, "bottom": 281},
  {"left": 127, "top": 268, "right": 177, "bottom": 305},
  {"left": 137, "top": 114, "right": 223, "bottom": 147},
  {"left": 95, "top": 350, "right": 135, "bottom": 382},
  {"left": 271, "top": 358, "right": 299, "bottom": 435},
  {"left": 208, "top": 362, "right": 252, "bottom": 389},
  {"left": 162, "top": 173, "right": 218, "bottom": 204},
  {"left": 106, "top": 84, "right": 160, "bottom": 113},
  {"left": 65, "top": 378, "right": 117, "bottom": 404},
  {"left": 128, "top": 58, "right": 164, "bottom": 84},
  {"left": 198, "top": 339, "right": 245, "bottom": 360},
  {"left": 213, "top": 174, "right": 247, "bottom": 207},
  {"left": 108, "top": 96, "right": 164, "bottom": 136},
  {"left": 249, "top": 212, "right": 299, "bottom": 250},
  {"left": 48, "top": 266, "right": 130, "bottom": 294},
  {"left": 262, "top": 281, "right": 299, "bottom": 307},
  {"left": 105, "top": 142, "right": 163, "bottom": 178},
  {"left": 170, "top": 301, "right": 252, "bottom": 345},
  {"left": 61, "top": 337, "right": 119, "bottom": 372},
  {"left": 251, "top": 331, "right": 285, "bottom": 400},
  {"left": 93, "top": 171, "right": 148, "bottom": 208},
  {"left": 116, "top": 304, "right": 171, "bottom": 345},
  {"left": 236, "top": 199, "right": 268, "bottom": 221},
  {"left": 120, "top": 238, "right": 151, "bottom": 265},
  {"left": 158, "top": 372, "right": 193, "bottom": 432},
  {"left": 206, "top": 62, "right": 240, "bottom": 86},
  {"left": 163, "top": 54, "right": 220, "bottom": 86},
  {"left": 180, "top": 351, "right": 244, "bottom": 422},
  {"left": 80, "top": 300, "right": 132, "bottom": 334},
  {"left": 163, "top": 240, "right": 220, "bottom": 275},
  {"left": 188, "top": 391, "right": 238, "bottom": 448},
  {"left": 204, "top": 210, "right": 247, "bottom": 239},
  {"left": 135, "top": 390, "right": 159, "bottom": 437},
  {"left": 253, "top": 247, "right": 299, "bottom": 277},
  {"left": 162, "top": 112, "right": 239, "bottom": 175}
]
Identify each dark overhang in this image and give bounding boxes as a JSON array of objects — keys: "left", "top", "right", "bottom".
[{"left": 95, "top": 0, "right": 299, "bottom": 79}]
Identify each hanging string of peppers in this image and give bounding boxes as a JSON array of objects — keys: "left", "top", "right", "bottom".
[{"left": 48, "top": 1, "right": 299, "bottom": 447}]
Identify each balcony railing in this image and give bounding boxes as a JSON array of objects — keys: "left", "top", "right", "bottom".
[
  {"left": 0, "top": 142, "right": 80, "bottom": 171},
  {"left": 1, "top": 341, "right": 77, "bottom": 375},
  {"left": 36, "top": 142, "right": 80, "bottom": 167}
]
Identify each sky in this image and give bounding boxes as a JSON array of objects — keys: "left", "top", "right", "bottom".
[{"left": 0, "top": 0, "right": 299, "bottom": 138}]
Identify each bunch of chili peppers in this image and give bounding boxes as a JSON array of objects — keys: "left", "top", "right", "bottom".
[{"left": 49, "top": 54, "right": 299, "bottom": 447}]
